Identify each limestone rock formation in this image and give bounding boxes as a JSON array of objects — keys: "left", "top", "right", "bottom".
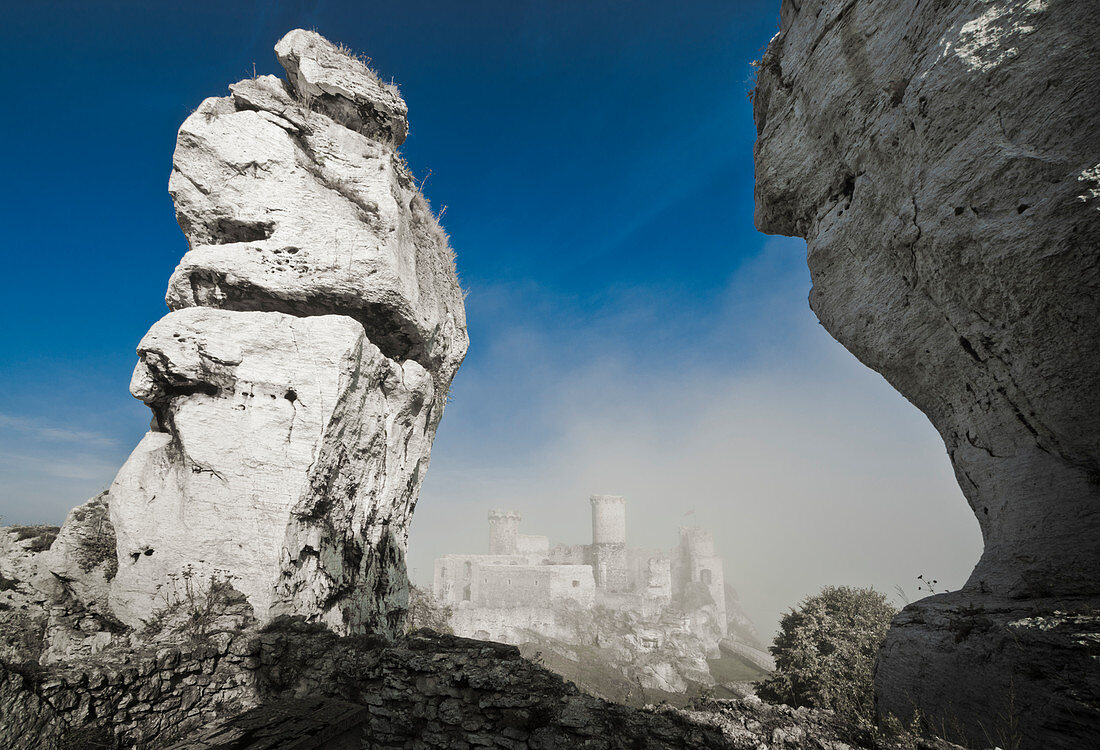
[
  {"left": 42, "top": 493, "right": 129, "bottom": 662},
  {"left": 752, "top": 0, "right": 1099, "bottom": 746},
  {"left": 48, "top": 29, "right": 466, "bottom": 640},
  {"left": 0, "top": 527, "right": 55, "bottom": 664}
]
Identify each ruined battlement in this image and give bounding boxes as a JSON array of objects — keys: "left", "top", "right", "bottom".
[{"left": 432, "top": 496, "right": 730, "bottom": 644}]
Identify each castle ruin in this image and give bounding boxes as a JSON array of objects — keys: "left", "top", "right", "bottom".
[{"left": 433, "top": 496, "right": 729, "bottom": 645}]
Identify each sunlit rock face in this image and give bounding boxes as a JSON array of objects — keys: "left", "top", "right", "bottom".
[
  {"left": 84, "top": 29, "right": 466, "bottom": 637},
  {"left": 753, "top": 0, "right": 1099, "bottom": 745}
]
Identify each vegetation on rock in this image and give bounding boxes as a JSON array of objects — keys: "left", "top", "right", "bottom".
[
  {"left": 405, "top": 584, "right": 453, "bottom": 634},
  {"left": 757, "top": 585, "right": 896, "bottom": 725},
  {"left": 8, "top": 526, "right": 59, "bottom": 554}
]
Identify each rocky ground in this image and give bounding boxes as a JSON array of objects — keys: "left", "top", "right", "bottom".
[{"left": 0, "top": 608, "right": 970, "bottom": 749}]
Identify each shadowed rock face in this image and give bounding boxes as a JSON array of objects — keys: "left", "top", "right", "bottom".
[
  {"left": 752, "top": 0, "right": 1099, "bottom": 745},
  {"left": 48, "top": 29, "right": 466, "bottom": 641}
]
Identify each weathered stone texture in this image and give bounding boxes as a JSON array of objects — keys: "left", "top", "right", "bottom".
[
  {"left": 0, "top": 626, "right": 973, "bottom": 750},
  {"left": 0, "top": 527, "right": 55, "bottom": 664},
  {"left": 0, "top": 630, "right": 737, "bottom": 749},
  {"left": 50, "top": 28, "right": 472, "bottom": 639},
  {"left": 42, "top": 493, "right": 129, "bottom": 663},
  {"left": 166, "top": 63, "right": 465, "bottom": 384},
  {"left": 752, "top": 0, "right": 1099, "bottom": 746},
  {"left": 107, "top": 309, "right": 435, "bottom": 634}
]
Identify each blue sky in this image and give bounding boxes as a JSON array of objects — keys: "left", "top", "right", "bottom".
[{"left": 0, "top": 1, "right": 981, "bottom": 635}]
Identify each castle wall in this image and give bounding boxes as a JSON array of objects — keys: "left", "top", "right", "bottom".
[
  {"left": 626, "top": 548, "right": 672, "bottom": 600},
  {"left": 590, "top": 496, "right": 628, "bottom": 591},
  {"left": 449, "top": 607, "right": 571, "bottom": 644},
  {"left": 591, "top": 544, "right": 628, "bottom": 592},
  {"left": 689, "top": 555, "right": 726, "bottom": 634},
  {"left": 673, "top": 528, "right": 727, "bottom": 635},
  {"left": 474, "top": 565, "right": 594, "bottom": 609},
  {"left": 645, "top": 557, "right": 672, "bottom": 600},
  {"left": 516, "top": 534, "right": 549, "bottom": 558},
  {"left": 435, "top": 503, "right": 733, "bottom": 647},
  {"left": 548, "top": 543, "right": 589, "bottom": 566},
  {"left": 590, "top": 495, "right": 626, "bottom": 545},
  {"left": 678, "top": 528, "right": 714, "bottom": 558},
  {"left": 433, "top": 554, "right": 527, "bottom": 606}
]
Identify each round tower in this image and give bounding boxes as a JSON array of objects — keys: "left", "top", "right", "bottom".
[
  {"left": 590, "top": 495, "right": 628, "bottom": 591},
  {"left": 590, "top": 495, "right": 626, "bottom": 545},
  {"left": 488, "top": 509, "right": 521, "bottom": 555}
]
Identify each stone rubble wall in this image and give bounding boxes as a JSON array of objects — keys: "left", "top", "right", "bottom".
[{"left": 0, "top": 629, "right": 739, "bottom": 750}]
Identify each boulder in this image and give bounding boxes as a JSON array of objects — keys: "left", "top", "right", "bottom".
[
  {"left": 752, "top": 0, "right": 1100, "bottom": 745},
  {"left": 275, "top": 29, "right": 409, "bottom": 145}
]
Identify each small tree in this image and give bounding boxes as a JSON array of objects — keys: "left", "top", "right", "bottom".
[
  {"left": 405, "top": 584, "right": 453, "bottom": 634},
  {"left": 757, "top": 585, "right": 896, "bottom": 725}
]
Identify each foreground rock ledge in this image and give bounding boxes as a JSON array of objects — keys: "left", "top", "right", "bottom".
[
  {"left": 752, "top": 0, "right": 1100, "bottom": 746},
  {"left": 1, "top": 626, "right": 969, "bottom": 750}
]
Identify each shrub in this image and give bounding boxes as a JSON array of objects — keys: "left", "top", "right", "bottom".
[
  {"left": 75, "top": 515, "right": 118, "bottom": 580},
  {"left": 142, "top": 566, "right": 250, "bottom": 643},
  {"left": 405, "top": 584, "right": 453, "bottom": 634},
  {"left": 0, "top": 610, "right": 48, "bottom": 667},
  {"left": 10, "top": 525, "right": 60, "bottom": 553},
  {"left": 756, "top": 585, "right": 897, "bottom": 725}
]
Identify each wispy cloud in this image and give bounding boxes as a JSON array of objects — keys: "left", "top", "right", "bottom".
[
  {"left": 410, "top": 240, "right": 983, "bottom": 637},
  {"left": 0, "top": 413, "right": 118, "bottom": 448},
  {"left": 0, "top": 414, "right": 126, "bottom": 523}
]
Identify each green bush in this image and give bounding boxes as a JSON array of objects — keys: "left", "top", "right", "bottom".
[{"left": 757, "top": 585, "right": 896, "bottom": 725}]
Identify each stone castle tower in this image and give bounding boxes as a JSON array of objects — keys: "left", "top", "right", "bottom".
[
  {"left": 488, "top": 509, "right": 521, "bottom": 555},
  {"left": 590, "top": 495, "right": 628, "bottom": 591},
  {"left": 677, "top": 527, "right": 726, "bottom": 633}
]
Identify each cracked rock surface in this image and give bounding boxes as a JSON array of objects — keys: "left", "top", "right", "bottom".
[
  {"left": 752, "top": 0, "right": 1099, "bottom": 746},
  {"left": 50, "top": 29, "right": 466, "bottom": 639}
]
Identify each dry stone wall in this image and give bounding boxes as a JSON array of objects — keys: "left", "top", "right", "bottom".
[
  {"left": 0, "top": 627, "right": 973, "bottom": 750},
  {"left": 0, "top": 628, "right": 739, "bottom": 750}
]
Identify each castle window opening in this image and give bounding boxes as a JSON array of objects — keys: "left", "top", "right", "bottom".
[
  {"left": 700, "top": 569, "right": 712, "bottom": 585},
  {"left": 572, "top": 580, "right": 579, "bottom": 588},
  {"left": 464, "top": 561, "right": 472, "bottom": 578},
  {"left": 463, "top": 584, "right": 471, "bottom": 601}
]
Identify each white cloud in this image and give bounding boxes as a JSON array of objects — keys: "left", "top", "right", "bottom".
[
  {"left": 0, "top": 413, "right": 118, "bottom": 448},
  {"left": 0, "top": 414, "right": 125, "bottom": 523},
  {"left": 410, "top": 239, "right": 983, "bottom": 638}
]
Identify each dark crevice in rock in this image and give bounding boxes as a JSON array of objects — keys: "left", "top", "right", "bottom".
[
  {"left": 179, "top": 271, "right": 429, "bottom": 369},
  {"left": 958, "top": 335, "right": 983, "bottom": 363},
  {"left": 207, "top": 218, "right": 275, "bottom": 244}
]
